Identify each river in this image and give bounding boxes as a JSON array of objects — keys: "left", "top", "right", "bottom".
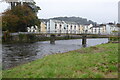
[{"left": 2, "top": 38, "right": 108, "bottom": 70}]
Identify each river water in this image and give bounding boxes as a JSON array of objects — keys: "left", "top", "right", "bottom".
[{"left": 2, "top": 38, "right": 108, "bottom": 70}]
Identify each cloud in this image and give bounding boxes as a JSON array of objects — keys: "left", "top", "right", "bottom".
[
  {"left": 36, "top": 0, "right": 119, "bottom": 23},
  {"left": 0, "top": 0, "right": 119, "bottom": 23}
]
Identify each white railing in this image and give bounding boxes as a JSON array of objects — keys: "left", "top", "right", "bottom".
[{"left": 4, "top": 31, "right": 119, "bottom": 36}]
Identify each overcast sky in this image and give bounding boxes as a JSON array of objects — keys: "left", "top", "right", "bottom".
[{"left": 0, "top": 0, "right": 119, "bottom": 23}]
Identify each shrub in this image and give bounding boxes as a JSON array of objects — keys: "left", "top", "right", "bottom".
[
  {"left": 109, "top": 36, "right": 120, "bottom": 41},
  {"left": 19, "top": 34, "right": 37, "bottom": 42}
]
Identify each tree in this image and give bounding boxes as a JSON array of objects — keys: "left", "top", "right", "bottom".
[
  {"left": 2, "top": 4, "right": 40, "bottom": 32},
  {"left": 2, "top": 13, "right": 19, "bottom": 32},
  {"left": 25, "top": 2, "right": 41, "bottom": 13}
]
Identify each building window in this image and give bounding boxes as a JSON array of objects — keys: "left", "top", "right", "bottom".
[
  {"left": 67, "top": 25, "right": 68, "bottom": 28},
  {"left": 60, "top": 24, "right": 62, "bottom": 29},
  {"left": 71, "top": 25, "right": 72, "bottom": 29},
  {"left": 74, "top": 26, "right": 76, "bottom": 30},
  {"left": 67, "top": 25, "right": 68, "bottom": 27},
  {"left": 55, "top": 24, "right": 57, "bottom": 29},
  {"left": 95, "top": 28, "right": 96, "bottom": 32},
  {"left": 55, "top": 24, "right": 57, "bottom": 26},
  {"left": 64, "top": 27, "right": 66, "bottom": 29}
]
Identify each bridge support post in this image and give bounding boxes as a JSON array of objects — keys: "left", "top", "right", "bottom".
[
  {"left": 82, "top": 34, "right": 87, "bottom": 47},
  {"left": 50, "top": 34, "right": 55, "bottom": 44}
]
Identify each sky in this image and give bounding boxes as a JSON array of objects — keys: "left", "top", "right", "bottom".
[{"left": 0, "top": 0, "right": 119, "bottom": 23}]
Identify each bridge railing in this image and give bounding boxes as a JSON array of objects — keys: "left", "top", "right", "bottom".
[{"left": 4, "top": 31, "right": 119, "bottom": 36}]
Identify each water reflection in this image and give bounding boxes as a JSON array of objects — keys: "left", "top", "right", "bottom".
[{"left": 2, "top": 38, "right": 108, "bottom": 70}]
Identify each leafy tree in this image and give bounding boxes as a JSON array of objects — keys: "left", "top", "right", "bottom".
[{"left": 2, "top": 3, "right": 40, "bottom": 32}]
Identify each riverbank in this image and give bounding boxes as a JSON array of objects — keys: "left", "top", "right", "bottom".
[{"left": 3, "top": 43, "right": 118, "bottom": 78}]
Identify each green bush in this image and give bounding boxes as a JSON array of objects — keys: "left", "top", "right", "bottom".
[
  {"left": 19, "top": 34, "right": 26, "bottom": 42},
  {"left": 109, "top": 36, "right": 120, "bottom": 41},
  {"left": 27, "top": 34, "right": 37, "bottom": 42},
  {"left": 19, "top": 34, "right": 37, "bottom": 42}
]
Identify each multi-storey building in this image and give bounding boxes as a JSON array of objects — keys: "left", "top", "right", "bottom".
[
  {"left": 44, "top": 19, "right": 92, "bottom": 34},
  {"left": 90, "top": 25, "right": 106, "bottom": 34},
  {"left": 83, "top": 24, "right": 93, "bottom": 33},
  {"left": 106, "top": 23, "right": 119, "bottom": 35},
  {"left": 89, "top": 23, "right": 119, "bottom": 35},
  {"left": 40, "top": 19, "right": 120, "bottom": 35}
]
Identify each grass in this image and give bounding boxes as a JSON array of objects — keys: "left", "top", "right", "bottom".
[{"left": 2, "top": 43, "right": 118, "bottom": 78}]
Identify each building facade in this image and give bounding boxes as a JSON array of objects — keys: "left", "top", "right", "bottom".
[
  {"left": 40, "top": 19, "right": 120, "bottom": 35},
  {"left": 27, "top": 25, "right": 40, "bottom": 33},
  {"left": 90, "top": 25, "right": 106, "bottom": 34},
  {"left": 45, "top": 19, "right": 93, "bottom": 34},
  {"left": 40, "top": 22, "right": 47, "bottom": 33},
  {"left": 106, "top": 23, "right": 119, "bottom": 35}
]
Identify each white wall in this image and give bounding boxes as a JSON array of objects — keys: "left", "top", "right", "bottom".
[
  {"left": 50, "top": 20, "right": 55, "bottom": 33},
  {"left": 105, "top": 25, "right": 111, "bottom": 34}
]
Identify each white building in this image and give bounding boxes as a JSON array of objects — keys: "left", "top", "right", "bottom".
[
  {"left": 90, "top": 25, "right": 106, "bottom": 34},
  {"left": 64, "top": 22, "right": 81, "bottom": 34},
  {"left": 106, "top": 23, "right": 119, "bottom": 35},
  {"left": 27, "top": 25, "right": 40, "bottom": 33},
  {"left": 47, "top": 20, "right": 65, "bottom": 33},
  {"left": 38, "top": 19, "right": 120, "bottom": 35},
  {"left": 46, "top": 19, "right": 85, "bottom": 34},
  {"left": 44, "top": 19, "right": 97, "bottom": 34},
  {"left": 83, "top": 24, "right": 93, "bottom": 33},
  {"left": 42, "top": 19, "right": 120, "bottom": 35}
]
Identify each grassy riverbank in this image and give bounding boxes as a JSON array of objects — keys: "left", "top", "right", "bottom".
[{"left": 3, "top": 43, "right": 118, "bottom": 78}]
